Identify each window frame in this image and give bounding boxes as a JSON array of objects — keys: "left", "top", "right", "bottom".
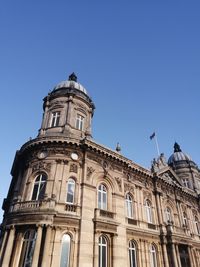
[
  {"left": 98, "top": 184, "right": 107, "bottom": 210},
  {"left": 76, "top": 114, "right": 84, "bottom": 131},
  {"left": 145, "top": 200, "right": 153, "bottom": 223},
  {"left": 194, "top": 216, "right": 200, "bottom": 234},
  {"left": 19, "top": 229, "right": 37, "bottom": 267},
  {"left": 98, "top": 235, "right": 108, "bottom": 267},
  {"left": 31, "top": 173, "right": 47, "bottom": 201},
  {"left": 182, "top": 178, "right": 189, "bottom": 188},
  {"left": 165, "top": 207, "right": 172, "bottom": 223},
  {"left": 66, "top": 178, "right": 75, "bottom": 204},
  {"left": 182, "top": 211, "right": 188, "bottom": 227},
  {"left": 149, "top": 244, "right": 157, "bottom": 267},
  {"left": 60, "top": 234, "right": 71, "bottom": 267},
  {"left": 129, "top": 240, "right": 137, "bottom": 267},
  {"left": 50, "top": 111, "right": 61, "bottom": 127},
  {"left": 126, "top": 193, "right": 133, "bottom": 218}
]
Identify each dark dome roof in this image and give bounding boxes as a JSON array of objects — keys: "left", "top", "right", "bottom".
[
  {"left": 168, "top": 142, "right": 192, "bottom": 165},
  {"left": 53, "top": 73, "right": 88, "bottom": 95}
]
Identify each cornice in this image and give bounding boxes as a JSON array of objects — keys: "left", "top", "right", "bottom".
[{"left": 20, "top": 136, "right": 152, "bottom": 178}]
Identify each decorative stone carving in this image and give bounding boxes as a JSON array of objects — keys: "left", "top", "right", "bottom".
[
  {"left": 112, "top": 165, "right": 123, "bottom": 172},
  {"left": 32, "top": 162, "right": 51, "bottom": 173},
  {"left": 87, "top": 166, "right": 95, "bottom": 180},
  {"left": 115, "top": 177, "right": 122, "bottom": 192},
  {"left": 143, "top": 191, "right": 152, "bottom": 201},
  {"left": 87, "top": 154, "right": 102, "bottom": 164},
  {"left": 151, "top": 153, "right": 167, "bottom": 172},
  {"left": 103, "top": 161, "right": 108, "bottom": 169},
  {"left": 124, "top": 183, "right": 135, "bottom": 194},
  {"left": 70, "top": 163, "right": 78, "bottom": 173}
]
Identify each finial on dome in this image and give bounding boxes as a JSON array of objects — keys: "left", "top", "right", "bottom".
[
  {"left": 116, "top": 142, "right": 121, "bottom": 153},
  {"left": 174, "top": 142, "right": 182, "bottom": 152},
  {"left": 68, "top": 72, "right": 77, "bottom": 82}
]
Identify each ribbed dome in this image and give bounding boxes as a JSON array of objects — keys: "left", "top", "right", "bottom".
[
  {"left": 53, "top": 73, "right": 88, "bottom": 95},
  {"left": 168, "top": 142, "right": 192, "bottom": 165}
]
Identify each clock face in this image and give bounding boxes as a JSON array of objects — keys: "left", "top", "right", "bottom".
[
  {"left": 38, "top": 151, "right": 47, "bottom": 159},
  {"left": 71, "top": 152, "right": 78, "bottom": 161}
]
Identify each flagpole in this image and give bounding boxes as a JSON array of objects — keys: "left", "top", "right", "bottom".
[{"left": 154, "top": 134, "right": 160, "bottom": 156}]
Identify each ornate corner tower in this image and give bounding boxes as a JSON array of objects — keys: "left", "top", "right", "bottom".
[
  {"left": 39, "top": 73, "right": 95, "bottom": 139},
  {"left": 0, "top": 74, "right": 95, "bottom": 267}
]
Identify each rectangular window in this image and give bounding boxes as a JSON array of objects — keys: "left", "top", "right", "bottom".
[
  {"left": 51, "top": 111, "right": 60, "bottom": 127},
  {"left": 76, "top": 114, "right": 84, "bottom": 131}
]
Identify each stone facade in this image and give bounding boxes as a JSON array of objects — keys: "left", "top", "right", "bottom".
[{"left": 0, "top": 74, "right": 200, "bottom": 267}]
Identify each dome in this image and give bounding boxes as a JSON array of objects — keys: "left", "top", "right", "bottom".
[
  {"left": 168, "top": 142, "right": 192, "bottom": 165},
  {"left": 53, "top": 73, "right": 88, "bottom": 95}
]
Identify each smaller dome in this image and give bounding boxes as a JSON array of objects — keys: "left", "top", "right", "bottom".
[
  {"left": 168, "top": 142, "right": 192, "bottom": 165},
  {"left": 54, "top": 73, "right": 88, "bottom": 95}
]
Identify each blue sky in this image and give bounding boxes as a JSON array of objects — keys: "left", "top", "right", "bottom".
[{"left": 1, "top": 1, "right": 200, "bottom": 220}]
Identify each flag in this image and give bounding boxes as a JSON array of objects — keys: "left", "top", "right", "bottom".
[{"left": 150, "top": 132, "right": 155, "bottom": 140}]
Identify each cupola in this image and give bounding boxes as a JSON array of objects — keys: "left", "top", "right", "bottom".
[
  {"left": 38, "top": 73, "right": 95, "bottom": 139},
  {"left": 168, "top": 142, "right": 192, "bottom": 165},
  {"left": 168, "top": 142, "right": 198, "bottom": 190}
]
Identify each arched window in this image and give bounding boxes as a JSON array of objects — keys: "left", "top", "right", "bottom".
[
  {"left": 32, "top": 174, "right": 47, "bottom": 200},
  {"left": 165, "top": 207, "right": 172, "bottom": 223},
  {"left": 195, "top": 216, "right": 200, "bottom": 234},
  {"left": 145, "top": 200, "right": 153, "bottom": 223},
  {"left": 183, "top": 212, "right": 188, "bottom": 227},
  {"left": 150, "top": 244, "right": 157, "bottom": 267},
  {"left": 66, "top": 178, "right": 75, "bottom": 204},
  {"left": 19, "top": 230, "right": 36, "bottom": 267},
  {"left": 129, "top": 240, "right": 137, "bottom": 267},
  {"left": 99, "top": 236, "right": 107, "bottom": 267},
  {"left": 98, "top": 184, "right": 107, "bottom": 210},
  {"left": 60, "top": 234, "right": 71, "bottom": 267},
  {"left": 126, "top": 194, "right": 133, "bottom": 218}
]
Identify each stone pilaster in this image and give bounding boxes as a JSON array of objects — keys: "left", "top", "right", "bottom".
[
  {"left": 171, "top": 243, "right": 179, "bottom": 267},
  {"left": 1, "top": 226, "right": 15, "bottom": 267},
  {"left": 162, "top": 242, "right": 170, "bottom": 267},
  {"left": 41, "top": 225, "right": 52, "bottom": 267},
  {"left": 0, "top": 230, "right": 8, "bottom": 260},
  {"left": 175, "top": 244, "right": 181, "bottom": 267},
  {"left": 32, "top": 224, "right": 43, "bottom": 267}
]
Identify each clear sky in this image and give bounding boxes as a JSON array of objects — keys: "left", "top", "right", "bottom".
[{"left": 1, "top": 1, "right": 200, "bottom": 221}]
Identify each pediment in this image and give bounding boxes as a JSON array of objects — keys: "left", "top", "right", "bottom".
[{"left": 156, "top": 166, "right": 182, "bottom": 186}]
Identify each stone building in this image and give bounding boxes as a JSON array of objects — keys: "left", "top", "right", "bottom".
[{"left": 0, "top": 73, "right": 200, "bottom": 267}]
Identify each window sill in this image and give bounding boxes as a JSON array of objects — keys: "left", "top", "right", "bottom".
[{"left": 127, "top": 218, "right": 138, "bottom": 225}]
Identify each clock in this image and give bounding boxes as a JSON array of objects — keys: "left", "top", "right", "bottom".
[
  {"left": 71, "top": 152, "right": 78, "bottom": 161},
  {"left": 38, "top": 151, "right": 48, "bottom": 159}
]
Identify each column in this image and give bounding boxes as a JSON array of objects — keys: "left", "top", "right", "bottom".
[
  {"left": 11, "top": 232, "right": 23, "bottom": 267},
  {"left": 51, "top": 227, "right": 62, "bottom": 267},
  {"left": 41, "top": 225, "right": 52, "bottom": 267},
  {"left": 138, "top": 239, "right": 143, "bottom": 267},
  {"left": 176, "top": 201, "right": 182, "bottom": 227},
  {"left": 188, "top": 246, "right": 196, "bottom": 267},
  {"left": 0, "top": 230, "right": 8, "bottom": 260},
  {"left": 162, "top": 242, "right": 170, "bottom": 267},
  {"left": 94, "top": 232, "right": 99, "bottom": 267},
  {"left": 175, "top": 244, "right": 181, "bottom": 267},
  {"left": 171, "top": 243, "right": 179, "bottom": 267},
  {"left": 155, "top": 192, "right": 162, "bottom": 224},
  {"left": 2, "top": 226, "right": 15, "bottom": 267},
  {"left": 145, "top": 241, "right": 149, "bottom": 267},
  {"left": 32, "top": 225, "right": 43, "bottom": 267}
]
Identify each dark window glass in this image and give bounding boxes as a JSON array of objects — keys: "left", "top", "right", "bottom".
[
  {"left": 129, "top": 241, "right": 137, "bottom": 267},
  {"left": 60, "top": 234, "right": 71, "bottom": 267},
  {"left": 66, "top": 179, "right": 75, "bottom": 204},
  {"left": 19, "top": 230, "right": 36, "bottom": 267},
  {"left": 99, "top": 236, "right": 107, "bottom": 267},
  {"left": 51, "top": 111, "right": 60, "bottom": 127},
  {"left": 32, "top": 174, "right": 47, "bottom": 201}
]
